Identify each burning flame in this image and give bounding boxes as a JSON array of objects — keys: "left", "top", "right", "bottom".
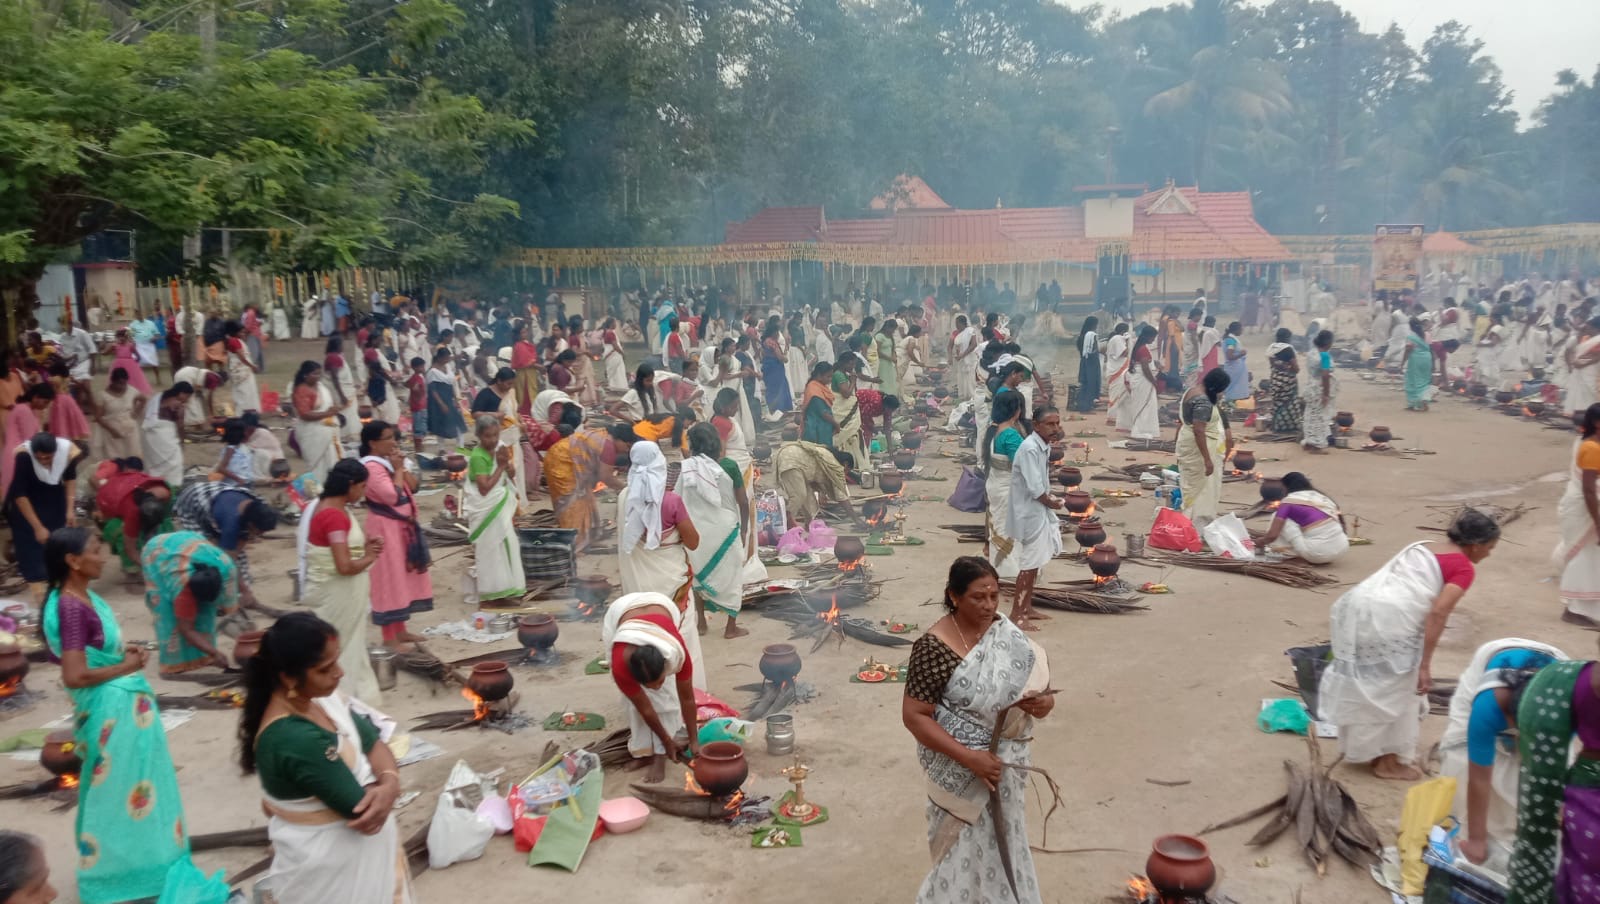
[
  {"left": 684, "top": 772, "right": 708, "bottom": 796},
  {"left": 575, "top": 599, "right": 599, "bottom": 618},
  {"left": 1067, "top": 501, "right": 1097, "bottom": 521},
  {"left": 817, "top": 594, "right": 841, "bottom": 625},
  {"left": 1127, "top": 877, "right": 1157, "bottom": 902},
  {"left": 0, "top": 676, "right": 20, "bottom": 698},
  {"left": 58, "top": 773, "right": 80, "bottom": 789},
  {"left": 461, "top": 687, "right": 489, "bottom": 721},
  {"left": 1266, "top": 500, "right": 1281, "bottom": 511},
  {"left": 724, "top": 789, "right": 746, "bottom": 813},
  {"left": 837, "top": 558, "right": 861, "bottom": 572},
  {"left": 1093, "top": 573, "right": 1115, "bottom": 586}
]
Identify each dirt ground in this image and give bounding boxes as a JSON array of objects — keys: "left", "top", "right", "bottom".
[{"left": 4, "top": 317, "right": 1596, "bottom": 904}]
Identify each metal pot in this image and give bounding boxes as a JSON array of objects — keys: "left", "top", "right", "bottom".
[
  {"left": 1123, "top": 532, "right": 1147, "bottom": 557},
  {"left": 765, "top": 713, "right": 796, "bottom": 756},
  {"left": 489, "top": 614, "right": 517, "bottom": 633},
  {"left": 369, "top": 647, "right": 398, "bottom": 691}
]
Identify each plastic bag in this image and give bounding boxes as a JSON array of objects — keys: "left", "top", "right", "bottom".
[
  {"left": 697, "top": 717, "right": 756, "bottom": 746},
  {"left": 1399, "top": 776, "right": 1457, "bottom": 894},
  {"left": 1148, "top": 508, "right": 1202, "bottom": 552},
  {"left": 476, "top": 794, "right": 514, "bottom": 834},
  {"left": 1257, "top": 698, "right": 1310, "bottom": 735},
  {"left": 806, "top": 520, "right": 837, "bottom": 552},
  {"left": 776, "top": 527, "right": 810, "bottom": 557},
  {"left": 1201, "top": 513, "right": 1255, "bottom": 559},
  {"left": 427, "top": 790, "right": 495, "bottom": 868}
]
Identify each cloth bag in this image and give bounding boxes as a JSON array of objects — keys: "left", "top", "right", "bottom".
[
  {"left": 1201, "top": 513, "right": 1254, "bottom": 558},
  {"left": 946, "top": 466, "right": 988, "bottom": 513},
  {"left": 1148, "top": 507, "right": 1202, "bottom": 552}
]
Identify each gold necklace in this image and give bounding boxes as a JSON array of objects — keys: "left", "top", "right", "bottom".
[{"left": 951, "top": 614, "right": 974, "bottom": 652}]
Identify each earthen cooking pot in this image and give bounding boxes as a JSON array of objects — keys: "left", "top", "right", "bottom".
[
  {"left": 1087, "top": 543, "right": 1122, "bottom": 578},
  {"left": 517, "top": 614, "right": 559, "bottom": 651},
  {"left": 693, "top": 741, "right": 749, "bottom": 796},
  {"left": 1047, "top": 445, "right": 1066, "bottom": 464},
  {"left": 1074, "top": 518, "right": 1106, "bottom": 549},
  {"left": 1145, "top": 834, "right": 1216, "bottom": 897},
  {"left": 1055, "top": 467, "right": 1083, "bottom": 489},
  {"left": 445, "top": 453, "right": 469, "bottom": 472},
  {"left": 751, "top": 442, "right": 772, "bottom": 461},
  {"left": 1334, "top": 411, "right": 1355, "bottom": 429},
  {"left": 1231, "top": 450, "right": 1256, "bottom": 472},
  {"left": 834, "top": 536, "right": 866, "bottom": 565},
  {"left": 467, "top": 662, "right": 514, "bottom": 702},
  {"left": 1063, "top": 489, "right": 1093, "bottom": 515},
  {"left": 232, "top": 631, "right": 264, "bottom": 668},
  {"left": 0, "top": 641, "right": 28, "bottom": 688},
  {"left": 877, "top": 471, "right": 905, "bottom": 495},
  {"left": 573, "top": 575, "right": 612, "bottom": 606},
  {"left": 1259, "top": 477, "right": 1287, "bottom": 503},
  {"left": 900, "top": 433, "right": 923, "bottom": 451},
  {"left": 759, "top": 643, "right": 803, "bottom": 685},
  {"left": 1369, "top": 425, "right": 1393, "bottom": 444},
  {"left": 40, "top": 730, "right": 82, "bottom": 777},
  {"left": 892, "top": 450, "right": 917, "bottom": 470}
]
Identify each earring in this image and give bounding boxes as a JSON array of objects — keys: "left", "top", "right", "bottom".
[{"left": 286, "top": 687, "right": 299, "bottom": 700}]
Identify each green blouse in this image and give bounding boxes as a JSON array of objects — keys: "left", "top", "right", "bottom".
[
  {"left": 467, "top": 445, "right": 495, "bottom": 478},
  {"left": 257, "top": 711, "right": 381, "bottom": 818}
]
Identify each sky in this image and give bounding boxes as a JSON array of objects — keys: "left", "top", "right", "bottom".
[{"left": 1072, "top": 0, "right": 1600, "bottom": 122}]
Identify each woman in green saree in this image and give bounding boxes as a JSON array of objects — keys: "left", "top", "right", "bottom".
[
  {"left": 141, "top": 531, "right": 238, "bottom": 678},
  {"left": 41, "top": 527, "right": 225, "bottom": 904},
  {"left": 1401, "top": 317, "right": 1435, "bottom": 411}
]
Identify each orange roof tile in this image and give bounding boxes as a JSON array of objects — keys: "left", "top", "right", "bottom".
[
  {"left": 1422, "top": 231, "right": 1480, "bottom": 254},
  {"left": 724, "top": 207, "right": 825, "bottom": 244},
  {"left": 868, "top": 175, "right": 951, "bottom": 211}
]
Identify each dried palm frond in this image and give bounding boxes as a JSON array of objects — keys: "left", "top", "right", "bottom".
[{"left": 1140, "top": 551, "right": 1336, "bottom": 588}]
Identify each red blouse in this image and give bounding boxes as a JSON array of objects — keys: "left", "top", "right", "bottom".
[
  {"left": 307, "top": 507, "right": 352, "bottom": 546},
  {"left": 610, "top": 612, "right": 692, "bottom": 695},
  {"left": 1434, "top": 552, "right": 1475, "bottom": 590}
]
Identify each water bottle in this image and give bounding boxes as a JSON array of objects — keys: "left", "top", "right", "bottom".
[
  {"left": 1170, "top": 487, "right": 1183, "bottom": 511},
  {"left": 1154, "top": 486, "right": 1169, "bottom": 517}
]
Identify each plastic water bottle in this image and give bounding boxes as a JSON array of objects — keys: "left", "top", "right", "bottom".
[{"left": 1170, "top": 487, "right": 1183, "bottom": 511}]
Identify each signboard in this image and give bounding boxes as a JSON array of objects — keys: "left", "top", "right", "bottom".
[{"left": 1372, "top": 224, "right": 1424, "bottom": 292}]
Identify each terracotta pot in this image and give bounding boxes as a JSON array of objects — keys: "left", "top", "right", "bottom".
[
  {"left": 1231, "top": 450, "right": 1256, "bottom": 472},
  {"left": 932, "top": 387, "right": 951, "bottom": 400},
  {"left": 1063, "top": 488, "right": 1093, "bottom": 515},
  {"left": 751, "top": 442, "right": 772, "bottom": 461},
  {"left": 467, "top": 661, "right": 514, "bottom": 702},
  {"left": 1259, "top": 477, "right": 1287, "bottom": 503},
  {"left": 1369, "top": 425, "right": 1393, "bottom": 444},
  {"left": 861, "top": 499, "right": 890, "bottom": 523},
  {"left": 781, "top": 425, "right": 800, "bottom": 442},
  {"left": 834, "top": 536, "right": 865, "bottom": 565},
  {"left": 693, "top": 741, "right": 749, "bottom": 796},
  {"left": 444, "top": 453, "right": 468, "bottom": 472},
  {"left": 1493, "top": 391, "right": 1515, "bottom": 404},
  {"left": 759, "top": 643, "right": 803, "bottom": 685},
  {"left": 1074, "top": 518, "right": 1107, "bottom": 549},
  {"left": 900, "top": 433, "right": 923, "bottom": 451},
  {"left": 892, "top": 450, "right": 917, "bottom": 470},
  {"left": 1055, "top": 467, "right": 1083, "bottom": 489},
  {"left": 1087, "top": 543, "right": 1122, "bottom": 578},
  {"left": 40, "top": 730, "right": 82, "bottom": 777},
  {"left": 1334, "top": 411, "right": 1355, "bottom": 429},
  {"left": 0, "top": 641, "right": 28, "bottom": 688},
  {"left": 1047, "top": 445, "right": 1065, "bottom": 464},
  {"left": 1145, "top": 834, "right": 1217, "bottom": 898},
  {"left": 232, "top": 630, "right": 264, "bottom": 669},
  {"left": 1469, "top": 383, "right": 1489, "bottom": 398},
  {"left": 878, "top": 471, "right": 904, "bottom": 495},
  {"left": 573, "top": 575, "right": 612, "bottom": 607},
  {"left": 517, "top": 614, "right": 559, "bottom": 651}
]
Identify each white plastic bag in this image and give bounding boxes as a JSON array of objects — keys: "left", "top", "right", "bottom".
[
  {"left": 427, "top": 790, "right": 495, "bottom": 868},
  {"left": 1202, "top": 512, "right": 1255, "bottom": 559}
]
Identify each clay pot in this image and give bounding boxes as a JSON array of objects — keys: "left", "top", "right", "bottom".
[
  {"left": 1231, "top": 450, "right": 1256, "bottom": 472},
  {"left": 877, "top": 471, "right": 904, "bottom": 495},
  {"left": 834, "top": 536, "right": 866, "bottom": 565},
  {"left": 40, "top": 730, "right": 82, "bottom": 778},
  {"left": 1334, "top": 411, "right": 1355, "bottom": 429},
  {"left": 1074, "top": 518, "right": 1107, "bottom": 549},
  {"left": 1145, "top": 834, "right": 1217, "bottom": 898},
  {"left": 692, "top": 741, "right": 749, "bottom": 796},
  {"left": 573, "top": 575, "right": 612, "bottom": 607},
  {"left": 517, "top": 614, "right": 559, "bottom": 651},
  {"left": 0, "top": 641, "right": 28, "bottom": 688},
  {"left": 467, "top": 661, "right": 514, "bottom": 702},
  {"left": 1259, "top": 477, "right": 1287, "bottom": 503},
  {"left": 1468, "top": 383, "right": 1489, "bottom": 398},
  {"left": 932, "top": 387, "right": 951, "bottom": 400},
  {"left": 900, "top": 433, "right": 923, "bottom": 451},
  {"left": 781, "top": 425, "right": 800, "bottom": 442},
  {"left": 1369, "top": 425, "right": 1393, "bottom": 444},
  {"left": 232, "top": 631, "right": 264, "bottom": 668},
  {"left": 1087, "top": 543, "right": 1122, "bottom": 578},
  {"left": 892, "top": 450, "right": 917, "bottom": 470},
  {"left": 1493, "top": 391, "right": 1515, "bottom": 405},
  {"left": 759, "top": 643, "right": 803, "bottom": 685},
  {"left": 751, "top": 442, "right": 772, "bottom": 461},
  {"left": 444, "top": 453, "right": 468, "bottom": 472},
  {"left": 861, "top": 498, "right": 890, "bottom": 523},
  {"left": 1063, "top": 488, "right": 1093, "bottom": 515},
  {"left": 1047, "top": 445, "right": 1066, "bottom": 464},
  {"left": 358, "top": 404, "right": 374, "bottom": 420},
  {"left": 1056, "top": 467, "right": 1083, "bottom": 489}
]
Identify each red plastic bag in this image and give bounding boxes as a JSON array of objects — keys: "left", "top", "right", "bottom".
[{"left": 1148, "top": 507, "right": 1202, "bottom": 552}]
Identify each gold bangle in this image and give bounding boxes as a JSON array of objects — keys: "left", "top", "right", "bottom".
[{"left": 378, "top": 769, "right": 399, "bottom": 784}]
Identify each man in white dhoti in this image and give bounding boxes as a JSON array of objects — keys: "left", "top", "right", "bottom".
[{"left": 1007, "top": 407, "right": 1064, "bottom": 631}]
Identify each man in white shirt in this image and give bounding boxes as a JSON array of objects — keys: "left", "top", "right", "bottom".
[
  {"left": 949, "top": 314, "right": 979, "bottom": 401},
  {"left": 1007, "top": 406, "right": 1064, "bottom": 630},
  {"left": 60, "top": 320, "right": 98, "bottom": 384}
]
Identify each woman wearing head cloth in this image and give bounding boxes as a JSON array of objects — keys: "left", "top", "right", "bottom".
[
  {"left": 617, "top": 442, "right": 700, "bottom": 603},
  {"left": 602, "top": 591, "right": 704, "bottom": 783},
  {"left": 5, "top": 433, "right": 83, "bottom": 602}
]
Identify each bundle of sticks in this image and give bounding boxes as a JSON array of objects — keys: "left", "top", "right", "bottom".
[
  {"left": 1197, "top": 735, "right": 1382, "bottom": 876},
  {"left": 1139, "top": 551, "right": 1336, "bottom": 588},
  {"left": 1419, "top": 502, "right": 1530, "bottom": 533},
  {"left": 999, "top": 580, "right": 1147, "bottom": 615}
]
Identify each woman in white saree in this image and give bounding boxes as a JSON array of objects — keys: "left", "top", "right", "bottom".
[
  {"left": 290, "top": 362, "right": 342, "bottom": 486},
  {"left": 1318, "top": 510, "right": 1501, "bottom": 780},
  {"left": 902, "top": 557, "right": 1054, "bottom": 904},
  {"left": 1102, "top": 324, "right": 1131, "bottom": 431},
  {"left": 241, "top": 613, "right": 412, "bottom": 904},
  {"left": 982, "top": 391, "right": 1026, "bottom": 581},
  {"left": 602, "top": 591, "right": 704, "bottom": 783},
  {"left": 616, "top": 441, "right": 701, "bottom": 611},
  {"left": 1258, "top": 472, "right": 1349, "bottom": 564},
  {"left": 1126, "top": 325, "right": 1162, "bottom": 441},
  {"left": 601, "top": 317, "right": 629, "bottom": 392},
  {"left": 296, "top": 459, "right": 384, "bottom": 704},
  {"left": 679, "top": 424, "right": 749, "bottom": 639},
  {"left": 462, "top": 414, "right": 525, "bottom": 603},
  {"left": 1556, "top": 403, "right": 1600, "bottom": 626},
  {"left": 142, "top": 384, "right": 192, "bottom": 487}
]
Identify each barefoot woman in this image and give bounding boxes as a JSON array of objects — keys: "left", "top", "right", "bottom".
[
  {"left": 602, "top": 591, "right": 702, "bottom": 783},
  {"left": 1317, "top": 510, "right": 1500, "bottom": 780}
]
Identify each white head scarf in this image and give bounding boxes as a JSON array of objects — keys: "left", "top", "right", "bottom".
[
  {"left": 531, "top": 389, "right": 577, "bottom": 424},
  {"left": 622, "top": 441, "right": 667, "bottom": 551},
  {"left": 24, "top": 435, "right": 75, "bottom": 485}
]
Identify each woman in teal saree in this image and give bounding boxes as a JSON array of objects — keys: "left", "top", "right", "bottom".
[
  {"left": 141, "top": 530, "right": 239, "bottom": 677},
  {"left": 41, "top": 527, "right": 225, "bottom": 904}
]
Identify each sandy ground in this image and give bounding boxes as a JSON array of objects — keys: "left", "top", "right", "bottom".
[{"left": 3, "top": 318, "right": 1596, "bottom": 904}]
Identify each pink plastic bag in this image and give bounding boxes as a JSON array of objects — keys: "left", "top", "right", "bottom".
[
  {"left": 806, "top": 520, "right": 837, "bottom": 551},
  {"left": 777, "top": 527, "right": 810, "bottom": 557},
  {"left": 1148, "top": 508, "right": 1203, "bottom": 552}
]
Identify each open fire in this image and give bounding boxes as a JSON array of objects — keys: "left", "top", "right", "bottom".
[
  {"left": 462, "top": 687, "right": 491, "bottom": 722},
  {"left": 1066, "top": 501, "right": 1096, "bottom": 522}
]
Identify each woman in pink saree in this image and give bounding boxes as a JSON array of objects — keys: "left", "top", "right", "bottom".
[{"left": 358, "top": 421, "right": 433, "bottom": 649}]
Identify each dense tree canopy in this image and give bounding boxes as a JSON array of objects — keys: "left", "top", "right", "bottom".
[{"left": 3, "top": 0, "right": 1598, "bottom": 305}]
